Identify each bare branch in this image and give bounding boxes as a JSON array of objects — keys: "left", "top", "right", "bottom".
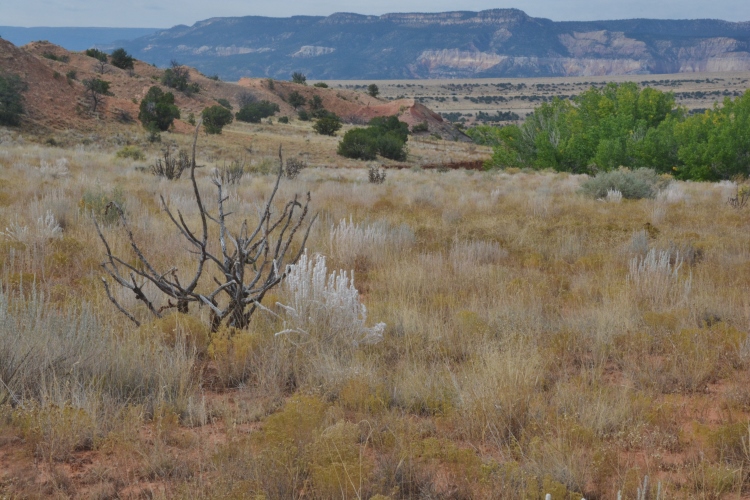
[
  {"left": 102, "top": 279, "right": 141, "bottom": 327},
  {"left": 96, "top": 137, "right": 316, "bottom": 331}
]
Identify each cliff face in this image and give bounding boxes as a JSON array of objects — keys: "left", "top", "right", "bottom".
[{"left": 117, "top": 9, "right": 750, "bottom": 80}]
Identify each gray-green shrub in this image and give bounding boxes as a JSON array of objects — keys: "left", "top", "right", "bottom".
[{"left": 581, "top": 168, "right": 668, "bottom": 200}]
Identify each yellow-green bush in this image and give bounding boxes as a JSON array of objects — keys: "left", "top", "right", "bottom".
[
  {"left": 12, "top": 403, "right": 96, "bottom": 461},
  {"left": 115, "top": 145, "right": 145, "bottom": 161}
]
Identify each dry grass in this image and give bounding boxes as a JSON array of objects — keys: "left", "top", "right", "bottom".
[{"left": 1, "top": 134, "right": 750, "bottom": 498}]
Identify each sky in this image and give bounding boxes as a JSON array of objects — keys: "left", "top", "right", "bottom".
[{"left": 1, "top": 0, "right": 749, "bottom": 28}]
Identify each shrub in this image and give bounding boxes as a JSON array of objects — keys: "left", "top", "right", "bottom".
[
  {"left": 337, "top": 117, "right": 409, "bottom": 161},
  {"left": 313, "top": 82, "right": 328, "bottom": 88},
  {"left": 42, "top": 52, "right": 69, "bottom": 63},
  {"left": 82, "top": 78, "right": 112, "bottom": 113},
  {"left": 235, "top": 100, "right": 279, "bottom": 123},
  {"left": 139, "top": 86, "right": 180, "bottom": 131},
  {"left": 309, "top": 94, "right": 324, "bottom": 114},
  {"left": 297, "top": 109, "right": 310, "bottom": 121},
  {"left": 367, "top": 83, "right": 379, "bottom": 98},
  {"left": 110, "top": 48, "right": 134, "bottom": 70},
  {"left": 291, "top": 72, "right": 307, "bottom": 85},
  {"left": 287, "top": 91, "right": 306, "bottom": 109},
  {"left": 337, "top": 128, "right": 378, "bottom": 160},
  {"left": 96, "top": 144, "right": 314, "bottom": 332},
  {"left": 581, "top": 168, "right": 668, "bottom": 199},
  {"left": 79, "top": 186, "right": 125, "bottom": 225},
  {"left": 65, "top": 69, "right": 77, "bottom": 81},
  {"left": 161, "top": 60, "right": 198, "bottom": 94},
  {"left": 150, "top": 147, "right": 189, "bottom": 179},
  {"left": 1, "top": 210, "right": 62, "bottom": 246},
  {"left": 278, "top": 116, "right": 289, "bottom": 124},
  {"left": 376, "top": 132, "right": 408, "bottom": 161},
  {"left": 202, "top": 105, "right": 233, "bottom": 134},
  {"left": 214, "top": 159, "right": 245, "bottom": 185},
  {"left": 369, "top": 115, "right": 409, "bottom": 142},
  {"left": 284, "top": 158, "right": 307, "bottom": 179},
  {"left": 115, "top": 145, "right": 145, "bottom": 161},
  {"left": 84, "top": 48, "right": 107, "bottom": 62},
  {"left": 0, "top": 72, "right": 26, "bottom": 126},
  {"left": 217, "top": 98, "right": 232, "bottom": 110},
  {"left": 412, "top": 121, "right": 429, "bottom": 133},
  {"left": 368, "top": 165, "right": 386, "bottom": 184},
  {"left": 312, "top": 114, "right": 342, "bottom": 136}
]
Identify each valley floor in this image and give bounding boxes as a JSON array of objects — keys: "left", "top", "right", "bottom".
[{"left": 1, "top": 128, "right": 750, "bottom": 498}]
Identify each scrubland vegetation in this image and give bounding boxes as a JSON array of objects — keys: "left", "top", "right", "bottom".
[
  {"left": 473, "top": 83, "right": 750, "bottom": 181},
  {"left": 1, "top": 122, "right": 750, "bottom": 499}
]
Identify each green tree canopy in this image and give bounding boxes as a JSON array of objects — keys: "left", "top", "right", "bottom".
[
  {"left": 139, "top": 86, "right": 180, "bottom": 131},
  {"left": 110, "top": 48, "right": 135, "bottom": 70},
  {"left": 287, "top": 91, "right": 306, "bottom": 109},
  {"left": 367, "top": 84, "right": 379, "bottom": 98},
  {"left": 369, "top": 116, "right": 409, "bottom": 143},
  {"left": 0, "top": 73, "right": 26, "bottom": 126},
  {"left": 480, "top": 82, "right": 750, "bottom": 181},
  {"left": 674, "top": 90, "right": 750, "bottom": 180},
  {"left": 484, "top": 82, "right": 681, "bottom": 174},
  {"left": 313, "top": 114, "right": 342, "bottom": 136},
  {"left": 338, "top": 115, "right": 409, "bottom": 161},
  {"left": 84, "top": 48, "right": 107, "bottom": 62},
  {"left": 202, "top": 105, "right": 233, "bottom": 134},
  {"left": 235, "top": 100, "right": 280, "bottom": 123},
  {"left": 82, "top": 78, "right": 112, "bottom": 113}
]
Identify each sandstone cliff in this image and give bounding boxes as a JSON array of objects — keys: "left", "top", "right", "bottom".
[{"left": 116, "top": 9, "right": 750, "bottom": 80}]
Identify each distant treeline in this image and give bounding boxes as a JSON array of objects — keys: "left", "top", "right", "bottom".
[
  {"left": 467, "top": 82, "right": 750, "bottom": 181},
  {"left": 442, "top": 110, "right": 519, "bottom": 124}
]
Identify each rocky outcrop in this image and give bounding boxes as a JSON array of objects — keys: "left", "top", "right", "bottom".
[
  {"left": 415, "top": 50, "right": 506, "bottom": 73},
  {"left": 559, "top": 31, "right": 650, "bottom": 59},
  {"left": 292, "top": 46, "right": 335, "bottom": 58}
]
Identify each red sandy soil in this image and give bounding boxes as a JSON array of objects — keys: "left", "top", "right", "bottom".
[
  {"left": 0, "top": 38, "right": 464, "bottom": 141},
  {"left": 3, "top": 380, "right": 750, "bottom": 498}
]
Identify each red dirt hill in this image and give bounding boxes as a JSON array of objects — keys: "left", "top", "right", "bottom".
[
  {"left": 0, "top": 39, "right": 466, "bottom": 141},
  {"left": 238, "top": 78, "right": 469, "bottom": 141}
]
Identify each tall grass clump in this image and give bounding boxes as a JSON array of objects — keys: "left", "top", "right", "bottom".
[
  {"left": 0, "top": 286, "right": 196, "bottom": 415},
  {"left": 277, "top": 250, "right": 385, "bottom": 347},
  {"left": 1, "top": 210, "right": 62, "bottom": 246},
  {"left": 329, "top": 217, "right": 414, "bottom": 268},
  {"left": 581, "top": 168, "right": 667, "bottom": 200},
  {"left": 449, "top": 239, "right": 507, "bottom": 274},
  {"left": 628, "top": 248, "right": 691, "bottom": 307}
]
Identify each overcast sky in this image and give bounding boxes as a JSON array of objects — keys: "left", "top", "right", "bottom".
[{"left": 2, "top": 0, "right": 749, "bottom": 28}]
